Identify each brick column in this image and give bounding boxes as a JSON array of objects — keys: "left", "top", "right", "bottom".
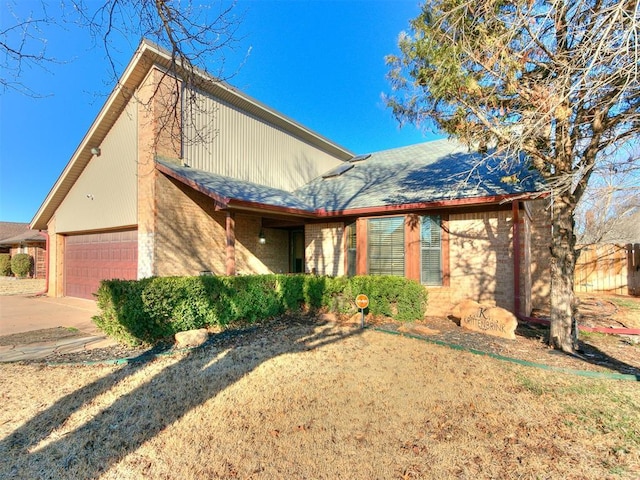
[
  {"left": 44, "top": 216, "right": 62, "bottom": 297},
  {"left": 136, "top": 67, "right": 182, "bottom": 278}
]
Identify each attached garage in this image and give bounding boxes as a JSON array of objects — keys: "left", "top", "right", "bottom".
[{"left": 65, "top": 230, "right": 138, "bottom": 299}]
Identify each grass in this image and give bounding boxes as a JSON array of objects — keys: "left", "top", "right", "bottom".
[
  {"left": 610, "top": 296, "right": 640, "bottom": 312},
  {"left": 1, "top": 319, "right": 639, "bottom": 479}
]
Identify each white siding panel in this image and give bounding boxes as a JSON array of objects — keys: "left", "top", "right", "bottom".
[
  {"left": 183, "top": 90, "right": 343, "bottom": 191},
  {"left": 56, "top": 99, "right": 138, "bottom": 233}
]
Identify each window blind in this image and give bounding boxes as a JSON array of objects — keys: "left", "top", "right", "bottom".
[
  {"left": 368, "top": 217, "right": 405, "bottom": 276},
  {"left": 421, "top": 215, "right": 442, "bottom": 285}
]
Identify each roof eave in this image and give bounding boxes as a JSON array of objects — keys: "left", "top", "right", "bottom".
[
  {"left": 156, "top": 161, "right": 230, "bottom": 209},
  {"left": 315, "top": 191, "right": 550, "bottom": 217}
]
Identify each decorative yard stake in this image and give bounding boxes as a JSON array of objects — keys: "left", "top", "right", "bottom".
[{"left": 355, "top": 294, "right": 369, "bottom": 329}]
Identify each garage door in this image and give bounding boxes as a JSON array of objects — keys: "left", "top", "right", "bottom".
[{"left": 65, "top": 230, "right": 138, "bottom": 299}]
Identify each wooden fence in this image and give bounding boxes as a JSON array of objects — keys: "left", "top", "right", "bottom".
[{"left": 575, "top": 243, "right": 640, "bottom": 296}]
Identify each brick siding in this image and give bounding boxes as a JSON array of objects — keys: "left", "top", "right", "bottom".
[
  {"left": 448, "top": 210, "right": 515, "bottom": 311},
  {"left": 305, "top": 223, "right": 345, "bottom": 276},
  {"left": 527, "top": 199, "right": 552, "bottom": 311},
  {"left": 154, "top": 174, "right": 290, "bottom": 276}
]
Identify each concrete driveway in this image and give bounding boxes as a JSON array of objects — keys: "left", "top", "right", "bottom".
[
  {"left": 0, "top": 295, "right": 115, "bottom": 362},
  {"left": 0, "top": 295, "right": 101, "bottom": 336}
]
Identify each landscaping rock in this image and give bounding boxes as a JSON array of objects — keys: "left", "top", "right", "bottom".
[
  {"left": 451, "top": 299, "right": 481, "bottom": 321},
  {"left": 452, "top": 301, "right": 518, "bottom": 340},
  {"left": 174, "top": 328, "right": 208, "bottom": 348}
]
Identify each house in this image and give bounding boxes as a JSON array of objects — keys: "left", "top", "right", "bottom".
[
  {"left": 0, "top": 222, "right": 31, "bottom": 254},
  {"left": 0, "top": 222, "right": 47, "bottom": 278},
  {"left": 31, "top": 40, "right": 552, "bottom": 315}
]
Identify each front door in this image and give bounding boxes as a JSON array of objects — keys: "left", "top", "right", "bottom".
[{"left": 290, "top": 229, "right": 305, "bottom": 273}]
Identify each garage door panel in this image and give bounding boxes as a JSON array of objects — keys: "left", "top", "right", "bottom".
[{"left": 65, "top": 230, "right": 137, "bottom": 299}]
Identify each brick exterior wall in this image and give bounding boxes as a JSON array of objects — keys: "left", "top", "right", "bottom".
[
  {"left": 234, "top": 216, "right": 290, "bottom": 275},
  {"left": 305, "top": 222, "right": 345, "bottom": 276},
  {"left": 448, "top": 210, "right": 515, "bottom": 311},
  {"left": 137, "top": 67, "right": 182, "bottom": 278},
  {"left": 527, "top": 198, "right": 552, "bottom": 311},
  {"left": 424, "top": 287, "right": 453, "bottom": 317},
  {"left": 154, "top": 173, "right": 290, "bottom": 276},
  {"left": 520, "top": 207, "right": 532, "bottom": 315}
]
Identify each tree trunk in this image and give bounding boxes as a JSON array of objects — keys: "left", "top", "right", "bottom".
[{"left": 549, "top": 191, "right": 578, "bottom": 352}]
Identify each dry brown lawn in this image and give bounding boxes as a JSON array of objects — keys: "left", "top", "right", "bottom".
[
  {"left": 1, "top": 318, "right": 639, "bottom": 479},
  {"left": 0, "top": 277, "right": 46, "bottom": 296}
]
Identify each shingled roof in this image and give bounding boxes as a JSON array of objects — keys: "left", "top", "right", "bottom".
[
  {"left": 156, "top": 139, "right": 548, "bottom": 217},
  {"left": 295, "top": 139, "right": 547, "bottom": 212},
  {"left": 0, "top": 230, "right": 45, "bottom": 246},
  {"left": 156, "top": 158, "right": 315, "bottom": 214}
]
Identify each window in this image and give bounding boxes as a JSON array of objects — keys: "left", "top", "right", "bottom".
[
  {"left": 421, "top": 215, "right": 442, "bottom": 285},
  {"left": 368, "top": 217, "right": 404, "bottom": 276},
  {"left": 346, "top": 221, "right": 357, "bottom": 276}
]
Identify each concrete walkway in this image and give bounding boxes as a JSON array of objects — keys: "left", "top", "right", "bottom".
[{"left": 0, "top": 295, "right": 116, "bottom": 362}]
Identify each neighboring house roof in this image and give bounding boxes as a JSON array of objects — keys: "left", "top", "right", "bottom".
[
  {"left": 295, "top": 139, "right": 547, "bottom": 214},
  {"left": 158, "top": 139, "right": 548, "bottom": 217},
  {"left": 30, "top": 39, "right": 352, "bottom": 231},
  {"left": 0, "top": 230, "right": 46, "bottom": 246},
  {"left": 599, "top": 210, "right": 640, "bottom": 244},
  {"left": 0, "top": 222, "right": 31, "bottom": 241}
]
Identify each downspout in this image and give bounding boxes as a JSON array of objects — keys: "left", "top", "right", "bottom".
[
  {"left": 35, "top": 231, "right": 49, "bottom": 296},
  {"left": 512, "top": 201, "right": 521, "bottom": 316}
]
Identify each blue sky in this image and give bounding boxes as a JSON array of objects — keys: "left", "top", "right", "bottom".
[{"left": 0, "top": 0, "right": 440, "bottom": 224}]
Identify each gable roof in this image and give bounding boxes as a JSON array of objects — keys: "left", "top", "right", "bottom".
[
  {"left": 31, "top": 39, "right": 352, "bottom": 230},
  {"left": 157, "top": 139, "right": 548, "bottom": 217}
]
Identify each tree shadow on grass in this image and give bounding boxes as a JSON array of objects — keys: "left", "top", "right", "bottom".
[
  {"left": 0, "top": 316, "right": 362, "bottom": 479},
  {"left": 515, "top": 322, "right": 640, "bottom": 379}
]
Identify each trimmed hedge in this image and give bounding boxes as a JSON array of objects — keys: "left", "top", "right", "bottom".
[
  {"left": 11, "top": 253, "right": 32, "bottom": 278},
  {"left": 0, "top": 254, "right": 11, "bottom": 276},
  {"left": 94, "top": 274, "right": 428, "bottom": 345}
]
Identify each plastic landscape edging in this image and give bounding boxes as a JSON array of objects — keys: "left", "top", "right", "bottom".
[
  {"left": 45, "top": 346, "right": 193, "bottom": 368},
  {"left": 371, "top": 326, "right": 640, "bottom": 382}
]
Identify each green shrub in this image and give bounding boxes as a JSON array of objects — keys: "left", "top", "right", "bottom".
[
  {"left": 0, "top": 254, "right": 11, "bottom": 276},
  {"left": 93, "top": 274, "right": 428, "bottom": 345},
  {"left": 278, "top": 274, "right": 305, "bottom": 311},
  {"left": 93, "top": 278, "right": 152, "bottom": 345},
  {"left": 10, "top": 253, "right": 32, "bottom": 278},
  {"left": 343, "top": 275, "right": 428, "bottom": 321}
]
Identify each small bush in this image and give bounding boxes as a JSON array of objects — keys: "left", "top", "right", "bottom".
[
  {"left": 11, "top": 253, "right": 32, "bottom": 278},
  {"left": 93, "top": 274, "right": 428, "bottom": 345},
  {"left": 0, "top": 254, "right": 11, "bottom": 276}
]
